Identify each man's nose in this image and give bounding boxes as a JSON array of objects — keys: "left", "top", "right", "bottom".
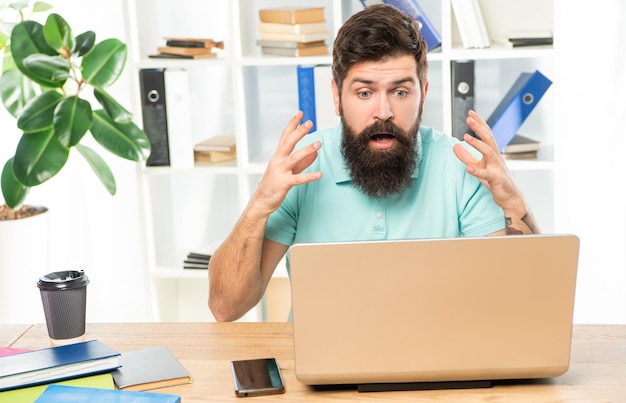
[{"left": 374, "top": 94, "right": 393, "bottom": 121}]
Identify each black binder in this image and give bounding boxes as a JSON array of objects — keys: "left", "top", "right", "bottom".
[
  {"left": 139, "top": 68, "right": 170, "bottom": 166},
  {"left": 450, "top": 60, "right": 475, "bottom": 140}
]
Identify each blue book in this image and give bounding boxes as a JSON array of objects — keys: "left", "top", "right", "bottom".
[
  {"left": 486, "top": 70, "right": 552, "bottom": 152},
  {"left": 297, "top": 65, "right": 317, "bottom": 133},
  {"left": 0, "top": 340, "right": 120, "bottom": 391},
  {"left": 34, "top": 384, "right": 181, "bottom": 402},
  {"left": 360, "top": 0, "right": 442, "bottom": 51}
]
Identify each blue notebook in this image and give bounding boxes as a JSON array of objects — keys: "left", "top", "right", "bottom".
[
  {"left": 34, "top": 384, "right": 181, "bottom": 402},
  {"left": 0, "top": 340, "right": 120, "bottom": 391}
]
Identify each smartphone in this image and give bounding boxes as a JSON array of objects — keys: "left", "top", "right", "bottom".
[{"left": 230, "top": 357, "right": 285, "bottom": 397}]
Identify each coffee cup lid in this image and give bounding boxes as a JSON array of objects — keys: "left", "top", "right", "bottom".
[{"left": 37, "top": 270, "right": 90, "bottom": 290}]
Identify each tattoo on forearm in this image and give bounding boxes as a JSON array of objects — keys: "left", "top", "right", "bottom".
[
  {"left": 505, "top": 217, "right": 523, "bottom": 235},
  {"left": 505, "top": 214, "right": 538, "bottom": 235}
]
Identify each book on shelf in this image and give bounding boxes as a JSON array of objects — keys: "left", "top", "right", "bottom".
[
  {"left": 494, "top": 31, "right": 553, "bottom": 48},
  {"left": 360, "top": 0, "right": 442, "bottom": 51},
  {"left": 0, "top": 340, "right": 120, "bottom": 391},
  {"left": 164, "top": 37, "right": 224, "bottom": 49},
  {"left": 34, "top": 384, "right": 181, "bottom": 403},
  {"left": 261, "top": 45, "right": 328, "bottom": 57},
  {"left": 259, "top": 7, "right": 325, "bottom": 25},
  {"left": 194, "top": 135, "right": 236, "bottom": 152},
  {"left": 112, "top": 346, "right": 192, "bottom": 391},
  {"left": 451, "top": 0, "right": 490, "bottom": 49},
  {"left": 184, "top": 252, "right": 211, "bottom": 270},
  {"left": 502, "top": 134, "right": 541, "bottom": 154},
  {"left": 149, "top": 53, "right": 216, "bottom": 60},
  {"left": 502, "top": 150, "right": 539, "bottom": 160},
  {"left": 0, "top": 373, "right": 114, "bottom": 402},
  {"left": 156, "top": 46, "right": 218, "bottom": 57},
  {"left": 258, "top": 21, "right": 328, "bottom": 35},
  {"left": 256, "top": 39, "right": 326, "bottom": 49},
  {"left": 194, "top": 149, "right": 237, "bottom": 164},
  {"left": 258, "top": 31, "right": 331, "bottom": 44},
  {"left": 194, "top": 135, "right": 237, "bottom": 164}
]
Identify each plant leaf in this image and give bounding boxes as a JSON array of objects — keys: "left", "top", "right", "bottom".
[
  {"left": 10, "top": 20, "right": 58, "bottom": 81},
  {"left": 22, "top": 53, "right": 70, "bottom": 87},
  {"left": 44, "top": 13, "right": 74, "bottom": 55},
  {"left": 75, "top": 144, "right": 116, "bottom": 195},
  {"left": 12, "top": 128, "right": 69, "bottom": 186},
  {"left": 90, "top": 110, "right": 151, "bottom": 161},
  {"left": 74, "top": 31, "right": 95, "bottom": 57},
  {"left": 32, "top": 2, "right": 54, "bottom": 13},
  {"left": 1, "top": 158, "right": 29, "bottom": 209},
  {"left": 54, "top": 96, "right": 92, "bottom": 147},
  {"left": 0, "top": 68, "right": 37, "bottom": 117},
  {"left": 17, "top": 90, "right": 62, "bottom": 132},
  {"left": 93, "top": 87, "right": 132, "bottom": 123},
  {"left": 81, "top": 38, "right": 126, "bottom": 88}
]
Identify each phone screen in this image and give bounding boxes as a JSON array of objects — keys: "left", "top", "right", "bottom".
[{"left": 230, "top": 358, "right": 285, "bottom": 397}]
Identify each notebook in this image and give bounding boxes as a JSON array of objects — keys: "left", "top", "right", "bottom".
[{"left": 289, "top": 234, "right": 579, "bottom": 387}]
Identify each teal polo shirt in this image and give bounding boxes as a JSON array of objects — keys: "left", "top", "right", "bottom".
[{"left": 265, "top": 124, "right": 505, "bottom": 249}]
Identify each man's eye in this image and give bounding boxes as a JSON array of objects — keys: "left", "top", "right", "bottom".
[
  {"left": 357, "top": 91, "right": 371, "bottom": 99},
  {"left": 395, "top": 90, "right": 408, "bottom": 98}
]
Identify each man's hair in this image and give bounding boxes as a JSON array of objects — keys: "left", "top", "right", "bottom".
[{"left": 332, "top": 4, "right": 428, "bottom": 96}]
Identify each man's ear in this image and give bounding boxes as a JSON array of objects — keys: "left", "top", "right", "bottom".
[{"left": 331, "top": 79, "right": 340, "bottom": 116}]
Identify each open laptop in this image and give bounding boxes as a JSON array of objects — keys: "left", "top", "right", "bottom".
[{"left": 289, "top": 234, "right": 579, "bottom": 388}]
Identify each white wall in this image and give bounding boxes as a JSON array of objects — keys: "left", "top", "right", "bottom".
[
  {"left": 0, "top": 0, "right": 624, "bottom": 324},
  {"left": 554, "top": 0, "right": 626, "bottom": 323}
]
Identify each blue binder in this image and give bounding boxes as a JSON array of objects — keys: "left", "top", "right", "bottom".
[
  {"left": 486, "top": 70, "right": 552, "bottom": 152},
  {"left": 296, "top": 65, "right": 317, "bottom": 133},
  {"left": 360, "top": 0, "right": 442, "bottom": 51}
]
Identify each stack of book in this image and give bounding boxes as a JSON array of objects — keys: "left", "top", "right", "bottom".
[
  {"left": 183, "top": 252, "right": 211, "bottom": 270},
  {"left": 257, "top": 7, "right": 330, "bottom": 57},
  {"left": 505, "top": 31, "right": 553, "bottom": 48},
  {"left": 150, "top": 37, "right": 224, "bottom": 59},
  {"left": 193, "top": 135, "right": 236, "bottom": 164},
  {"left": 0, "top": 340, "right": 190, "bottom": 401},
  {"left": 502, "top": 134, "right": 541, "bottom": 159}
]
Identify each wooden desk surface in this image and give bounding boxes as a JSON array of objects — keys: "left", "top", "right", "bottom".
[
  {"left": 0, "top": 324, "right": 31, "bottom": 347},
  {"left": 9, "top": 323, "right": 626, "bottom": 402}
]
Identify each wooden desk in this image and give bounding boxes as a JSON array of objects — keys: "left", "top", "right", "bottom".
[
  {"left": 0, "top": 324, "right": 31, "bottom": 347},
  {"left": 8, "top": 323, "right": 626, "bottom": 402}
]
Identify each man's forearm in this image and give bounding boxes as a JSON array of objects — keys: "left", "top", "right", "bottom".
[{"left": 208, "top": 203, "right": 269, "bottom": 322}]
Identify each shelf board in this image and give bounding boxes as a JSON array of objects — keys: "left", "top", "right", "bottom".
[
  {"left": 142, "top": 162, "right": 240, "bottom": 176},
  {"left": 447, "top": 45, "right": 553, "bottom": 61}
]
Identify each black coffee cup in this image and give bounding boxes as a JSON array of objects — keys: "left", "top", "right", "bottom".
[{"left": 37, "top": 270, "right": 90, "bottom": 344}]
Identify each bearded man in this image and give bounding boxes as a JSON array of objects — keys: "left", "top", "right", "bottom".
[{"left": 208, "top": 4, "right": 538, "bottom": 322}]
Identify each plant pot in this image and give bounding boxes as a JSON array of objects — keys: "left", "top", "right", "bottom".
[{"left": 0, "top": 206, "right": 50, "bottom": 324}]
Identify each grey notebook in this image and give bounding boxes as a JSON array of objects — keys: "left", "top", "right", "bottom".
[
  {"left": 289, "top": 234, "right": 579, "bottom": 386},
  {"left": 112, "top": 346, "right": 192, "bottom": 391}
]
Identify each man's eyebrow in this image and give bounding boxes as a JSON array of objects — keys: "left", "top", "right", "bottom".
[{"left": 348, "top": 76, "right": 417, "bottom": 86}]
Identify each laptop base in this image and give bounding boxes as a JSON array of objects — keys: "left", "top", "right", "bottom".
[{"left": 357, "top": 380, "right": 492, "bottom": 393}]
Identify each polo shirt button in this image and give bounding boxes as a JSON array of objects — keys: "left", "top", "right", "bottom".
[{"left": 376, "top": 211, "right": 383, "bottom": 218}]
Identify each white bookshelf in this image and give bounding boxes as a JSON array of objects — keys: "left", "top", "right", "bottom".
[{"left": 123, "top": 0, "right": 556, "bottom": 321}]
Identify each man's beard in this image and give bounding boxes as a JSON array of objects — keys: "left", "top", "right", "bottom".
[{"left": 341, "top": 117, "right": 421, "bottom": 198}]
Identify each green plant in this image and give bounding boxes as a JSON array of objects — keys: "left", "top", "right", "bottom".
[{"left": 0, "top": 1, "right": 150, "bottom": 211}]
